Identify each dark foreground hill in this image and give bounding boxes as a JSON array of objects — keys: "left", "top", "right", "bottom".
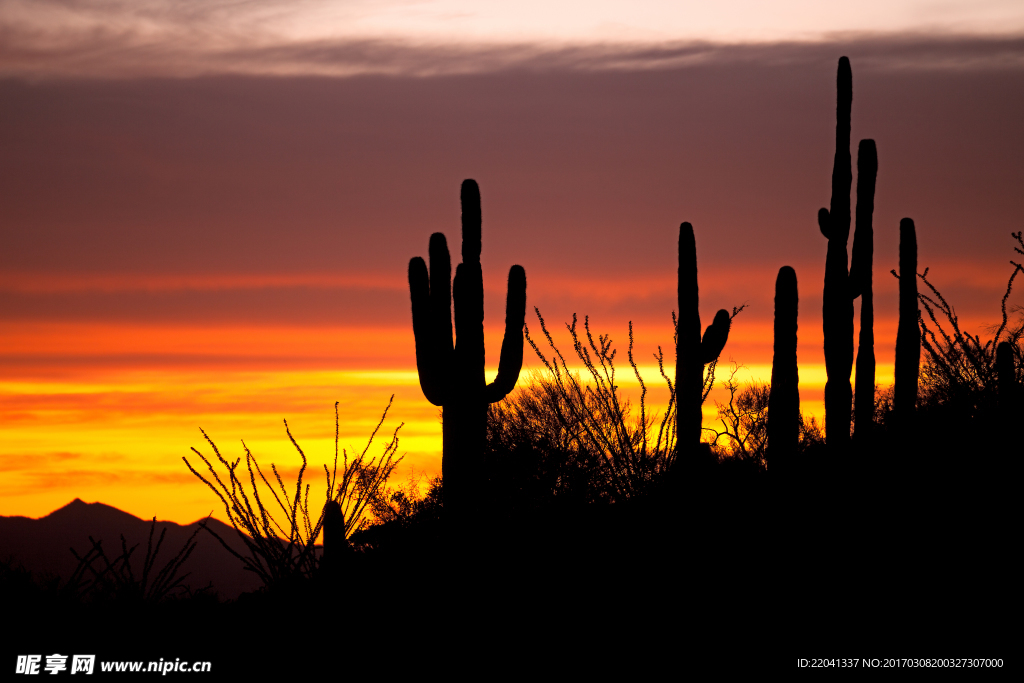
[
  {"left": 0, "top": 499, "right": 261, "bottom": 600},
  {"left": 0, "top": 481, "right": 1014, "bottom": 675}
]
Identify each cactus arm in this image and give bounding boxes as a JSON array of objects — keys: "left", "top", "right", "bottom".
[
  {"left": 818, "top": 208, "right": 831, "bottom": 239},
  {"left": 428, "top": 232, "right": 454, "bottom": 363},
  {"left": 409, "top": 256, "right": 446, "bottom": 406},
  {"left": 484, "top": 265, "right": 527, "bottom": 403},
  {"left": 850, "top": 140, "right": 877, "bottom": 301},
  {"left": 699, "top": 309, "right": 731, "bottom": 365}
]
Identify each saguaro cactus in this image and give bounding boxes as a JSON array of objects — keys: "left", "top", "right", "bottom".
[
  {"left": 817, "top": 57, "right": 854, "bottom": 451},
  {"left": 894, "top": 217, "right": 920, "bottom": 428},
  {"left": 852, "top": 140, "right": 878, "bottom": 445},
  {"left": 320, "top": 500, "right": 345, "bottom": 578},
  {"left": 676, "top": 222, "right": 731, "bottom": 464},
  {"left": 817, "top": 57, "right": 877, "bottom": 452},
  {"left": 996, "top": 341, "right": 1015, "bottom": 409},
  {"left": 408, "top": 179, "right": 527, "bottom": 521},
  {"left": 768, "top": 266, "right": 799, "bottom": 466}
]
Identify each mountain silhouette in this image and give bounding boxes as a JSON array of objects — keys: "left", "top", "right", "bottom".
[{"left": 0, "top": 499, "right": 261, "bottom": 599}]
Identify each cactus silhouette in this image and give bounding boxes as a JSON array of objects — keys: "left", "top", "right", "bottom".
[
  {"left": 996, "top": 341, "right": 1016, "bottom": 450},
  {"left": 996, "top": 341, "right": 1015, "bottom": 410},
  {"left": 851, "top": 140, "right": 877, "bottom": 445},
  {"left": 408, "top": 179, "right": 527, "bottom": 521},
  {"left": 768, "top": 266, "right": 799, "bottom": 467},
  {"left": 894, "top": 217, "right": 920, "bottom": 428},
  {"left": 817, "top": 57, "right": 854, "bottom": 451},
  {"left": 676, "top": 222, "right": 731, "bottom": 463},
  {"left": 817, "top": 57, "right": 877, "bottom": 451},
  {"left": 320, "top": 500, "right": 345, "bottom": 578}
]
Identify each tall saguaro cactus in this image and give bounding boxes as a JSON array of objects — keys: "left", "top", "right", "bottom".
[
  {"left": 817, "top": 57, "right": 878, "bottom": 452},
  {"left": 676, "top": 222, "right": 731, "bottom": 465},
  {"left": 768, "top": 266, "right": 799, "bottom": 467},
  {"left": 818, "top": 57, "right": 854, "bottom": 452},
  {"left": 408, "top": 180, "right": 527, "bottom": 521},
  {"left": 894, "top": 218, "right": 920, "bottom": 427},
  {"left": 852, "top": 140, "right": 878, "bottom": 445}
]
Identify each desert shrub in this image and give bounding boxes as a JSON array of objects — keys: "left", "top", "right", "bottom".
[
  {"left": 484, "top": 372, "right": 611, "bottom": 510},
  {"left": 704, "top": 365, "right": 825, "bottom": 469},
  {"left": 894, "top": 232, "right": 1023, "bottom": 431},
  {"left": 480, "top": 307, "right": 742, "bottom": 506},
  {"left": 366, "top": 470, "right": 436, "bottom": 524},
  {"left": 519, "top": 310, "right": 678, "bottom": 504},
  {"left": 704, "top": 365, "right": 770, "bottom": 466},
  {"left": 183, "top": 397, "right": 402, "bottom": 587},
  {"left": 349, "top": 474, "right": 443, "bottom": 553}
]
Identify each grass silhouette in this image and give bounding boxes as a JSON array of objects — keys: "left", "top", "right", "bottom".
[{"left": 67, "top": 518, "right": 207, "bottom": 604}]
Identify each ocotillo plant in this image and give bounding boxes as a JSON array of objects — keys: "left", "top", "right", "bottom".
[
  {"left": 408, "top": 179, "right": 527, "bottom": 521},
  {"left": 768, "top": 266, "right": 799, "bottom": 467},
  {"left": 676, "top": 221, "right": 731, "bottom": 465},
  {"left": 817, "top": 57, "right": 877, "bottom": 451},
  {"left": 894, "top": 217, "right": 920, "bottom": 429},
  {"left": 852, "top": 140, "right": 877, "bottom": 445}
]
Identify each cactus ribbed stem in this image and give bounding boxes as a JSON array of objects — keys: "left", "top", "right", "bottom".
[
  {"left": 768, "top": 266, "right": 799, "bottom": 467},
  {"left": 819, "top": 56, "right": 854, "bottom": 452},
  {"left": 996, "top": 341, "right": 1014, "bottom": 410},
  {"left": 894, "top": 217, "right": 920, "bottom": 428},
  {"left": 852, "top": 140, "right": 877, "bottom": 446},
  {"left": 675, "top": 222, "right": 731, "bottom": 466}
]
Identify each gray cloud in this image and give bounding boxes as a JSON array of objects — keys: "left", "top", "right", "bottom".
[{"left": 3, "top": 0, "right": 1024, "bottom": 80}]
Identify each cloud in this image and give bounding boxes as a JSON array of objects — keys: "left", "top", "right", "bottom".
[{"left": 3, "top": 0, "right": 1024, "bottom": 79}]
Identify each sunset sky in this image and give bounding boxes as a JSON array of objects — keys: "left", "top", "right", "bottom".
[{"left": 2, "top": 1, "right": 1023, "bottom": 525}]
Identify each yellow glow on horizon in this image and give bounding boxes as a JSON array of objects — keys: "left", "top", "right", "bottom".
[{"left": 1, "top": 311, "right": 898, "bottom": 524}]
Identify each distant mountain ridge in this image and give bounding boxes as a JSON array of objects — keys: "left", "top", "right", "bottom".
[{"left": 0, "top": 499, "right": 262, "bottom": 599}]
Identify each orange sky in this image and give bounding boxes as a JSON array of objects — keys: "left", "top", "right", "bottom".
[{"left": 2, "top": 26, "right": 1023, "bottom": 524}]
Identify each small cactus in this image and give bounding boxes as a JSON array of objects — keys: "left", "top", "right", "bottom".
[
  {"left": 996, "top": 341, "right": 1015, "bottom": 411},
  {"left": 408, "top": 180, "right": 527, "bottom": 522},
  {"left": 676, "top": 222, "right": 731, "bottom": 463},
  {"left": 320, "top": 500, "right": 345, "bottom": 577},
  {"left": 768, "top": 266, "right": 799, "bottom": 467},
  {"left": 894, "top": 217, "right": 920, "bottom": 428}
]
